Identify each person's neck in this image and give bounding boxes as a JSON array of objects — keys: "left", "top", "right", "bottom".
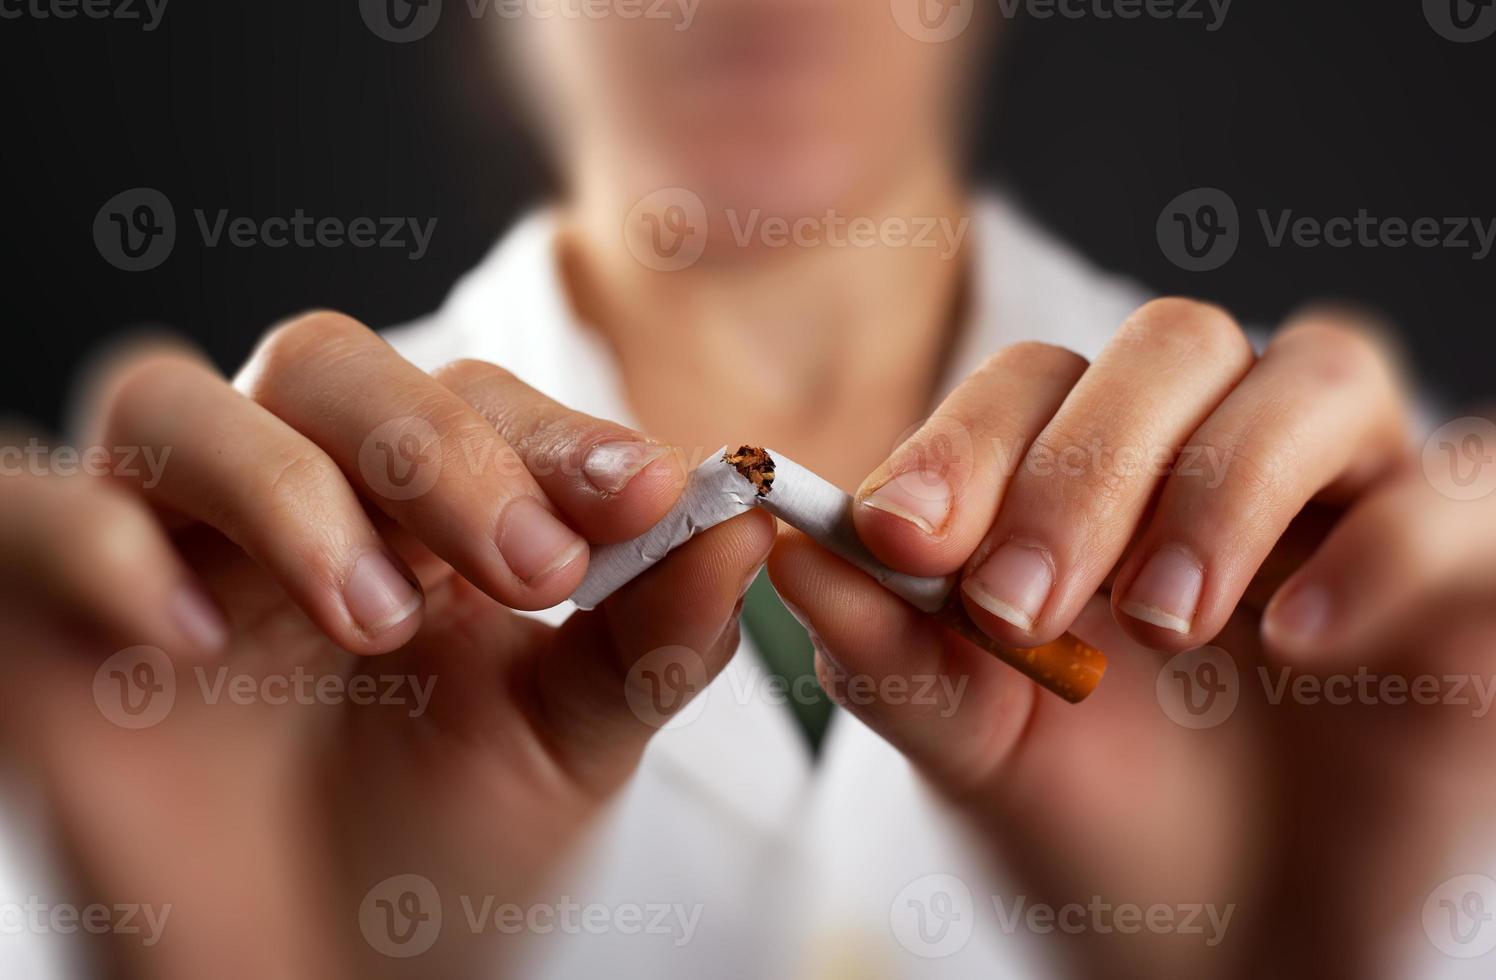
[{"left": 557, "top": 168, "right": 972, "bottom": 489}]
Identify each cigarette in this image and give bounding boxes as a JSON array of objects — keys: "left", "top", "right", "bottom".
[{"left": 573, "top": 447, "right": 1107, "bottom": 703}]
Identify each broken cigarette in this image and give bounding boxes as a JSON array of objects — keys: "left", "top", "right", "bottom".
[{"left": 573, "top": 447, "right": 1107, "bottom": 703}]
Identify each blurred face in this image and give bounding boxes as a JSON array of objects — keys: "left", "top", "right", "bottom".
[{"left": 507, "top": 0, "right": 984, "bottom": 220}]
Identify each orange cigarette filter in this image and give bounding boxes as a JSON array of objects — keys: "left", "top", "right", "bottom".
[{"left": 933, "top": 599, "right": 1108, "bottom": 704}]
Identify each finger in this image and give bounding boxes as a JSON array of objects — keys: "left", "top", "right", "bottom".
[
  {"left": 530, "top": 509, "right": 776, "bottom": 794},
  {"left": 0, "top": 468, "right": 227, "bottom": 657},
  {"left": 1113, "top": 314, "right": 1409, "bottom": 651},
  {"left": 96, "top": 349, "right": 424, "bottom": 654},
  {"left": 1262, "top": 469, "right": 1496, "bottom": 666},
  {"left": 853, "top": 342, "right": 1089, "bottom": 577},
  {"left": 768, "top": 525, "right": 1034, "bottom": 794},
  {"left": 236, "top": 311, "right": 587, "bottom": 611},
  {"left": 960, "top": 299, "right": 1256, "bottom": 646},
  {"left": 432, "top": 358, "right": 686, "bottom": 544}
]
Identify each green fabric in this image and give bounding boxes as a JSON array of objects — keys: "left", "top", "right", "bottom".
[{"left": 740, "top": 570, "right": 834, "bottom": 753}]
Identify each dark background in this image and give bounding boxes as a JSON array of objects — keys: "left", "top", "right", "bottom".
[{"left": 2, "top": 0, "right": 1492, "bottom": 430}]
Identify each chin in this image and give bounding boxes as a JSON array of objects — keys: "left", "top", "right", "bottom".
[{"left": 676, "top": 135, "right": 888, "bottom": 224}]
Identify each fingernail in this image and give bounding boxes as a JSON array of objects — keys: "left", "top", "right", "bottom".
[
  {"left": 583, "top": 441, "right": 669, "bottom": 496},
  {"left": 962, "top": 542, "right": 1054, "bottom": 632},
  {"left": 498, "top": 496, "right": 587, "bottom": 583},
  {"left": 1119, "top": 547, "right": 1204, "bottom": 635},
  {"left": 168, "top": 582, "right": 229, "bottom": 653},
  {"left": 344, "top": 553, "right": 422, "bottom": 634},
  {"left": 862, "top": 471, "right": 953, "bottom": 535},
  {"left": 1265, "top": 583, "right": 1332, "bottom": 651}
]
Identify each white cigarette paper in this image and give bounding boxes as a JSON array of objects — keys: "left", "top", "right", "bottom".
[{"left": 572, "top": 447, "right": 954, "bottom": 613}]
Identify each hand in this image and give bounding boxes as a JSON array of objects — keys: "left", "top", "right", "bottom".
[
  {"left": 0, "top": 312, "right": 772, "bottom": 979},
  {"left": 770, "top": 299, "right": 1496, "bottom": 980}
]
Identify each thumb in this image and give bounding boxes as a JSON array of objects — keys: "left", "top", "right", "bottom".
[
  {"left": 767, "top": 525, "right": 1034, "bottom": 796},
  {"left": 532, "top": 508, "right": 775, "bottom": 794}
]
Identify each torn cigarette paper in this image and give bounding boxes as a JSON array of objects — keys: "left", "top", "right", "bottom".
[{"left": 572, "top": 447, "right": 954, "bottom": 613}]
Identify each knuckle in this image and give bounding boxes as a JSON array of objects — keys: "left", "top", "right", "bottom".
[
  {"left": 1120, "top": 297, "right": 1252, "bottom": 364},
  {"left": 254, "top": 448, "right": 350, "bottom": 527},
  {"left": 1271, "top": 319, "right": 1389, "bottom": 388},
  {"left": 986, "top": 341, "right": 1089, "bottom": 382},
  {"left": 245, "top": 310, "right": 372, "bottom": 396},
  {"left": 97, "top": 353, "right": 205, "bottom": 439},
  {"left": 1027, "top": 424, "right": 1136, "bottom": 514},
  {"left": 432, "top": 358, "right": 516, "bottom": 394}
]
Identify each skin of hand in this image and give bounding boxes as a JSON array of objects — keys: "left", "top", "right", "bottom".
[
  {"left": 0, "top": 311, "right": 775, "bottom": 979},
  {"left": 770, "top": 298, "right": 1496, "bottom": 980}
]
